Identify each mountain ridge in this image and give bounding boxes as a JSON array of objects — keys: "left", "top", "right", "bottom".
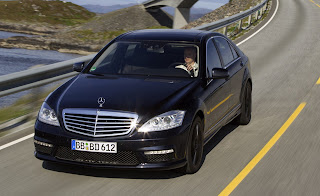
[{"left": 81, "top": 3, "right": 213, "bottom": 22}]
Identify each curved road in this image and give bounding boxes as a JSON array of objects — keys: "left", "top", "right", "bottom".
[{"left": 1, "top": 0, "right": 320, "bottom": 195}]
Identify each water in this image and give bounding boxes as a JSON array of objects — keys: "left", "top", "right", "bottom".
[
  {"left": 0, "top": 47, "right": 81, "bottom": 76},
  {"left": 0, "top": 30, "right": 34, "bottom": 39},
  {"left": 0, "top": 31, "right": 83, "bottom": 108}
]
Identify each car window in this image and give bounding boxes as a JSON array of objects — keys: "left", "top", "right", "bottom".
[
  {"left": 125, "top": 44, "right": 138, "bottom": 58},
  {"left": 88, "top": 41, "right": 200, "bottom": 78},
  {"left": 214, "top": 37, "right": 234, "bottom": 66},
  {"left": 230, "top": 43, "right": 239, "bottom": 59},
  {"left": 207, "top": 40, "right": 222, "bottom": 77},
  {"left": 91, "top": 43, "right": 117, "bottom": 71}
]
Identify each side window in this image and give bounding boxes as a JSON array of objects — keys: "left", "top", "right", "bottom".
[
  {"left": 214, "top": 37, "right": 234, "bottom": 66},
  {"left": 230, "top": 44, "right": 239, "bottom": 59},
  {"left": 125, "top": 44, "right": 138, "bottom": 58},
  {"left": 207, "top": 40, "right": 222, "bottom": 77}
]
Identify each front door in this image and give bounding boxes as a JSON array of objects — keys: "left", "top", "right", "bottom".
[
  {"left": 203, "top": 39, "right": 230, "bottom": 137},
  {"left": 214, "top": 37, "right": 244, "bottom": 111}
]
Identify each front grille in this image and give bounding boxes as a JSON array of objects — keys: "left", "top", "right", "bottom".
[
  {"left": 55, "top": 146, "right": 139, "bottom": 166},
  {"left": 63, "top": 109, "right": 138, "bottom": 137},
  {"left": 34, "top": 143, "right": 53, "bottom": 155},
  {"left": 146, "top": 153, "right": 175, "bottom": 163}
]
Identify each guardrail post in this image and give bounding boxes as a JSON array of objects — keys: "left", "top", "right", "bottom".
[
  {"left": 264, "top": 1, "right": 268, "bottom": 12},
  {"left": 222, "top": 15, "right": 229, "bottom": 36},
  {"left": 238, "top": 15, "right": 243, "bottom": 31},
  {"left": 222, "top": 26, "right": 228, "bottom": 36},
  {"left": 248, "top": 7, "right": 253, "bottom": 25},
  {"left": 255, "top": 10, "right": 259, "bottom": 21}
]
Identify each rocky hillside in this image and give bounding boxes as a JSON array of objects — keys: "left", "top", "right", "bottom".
[
  {"left": 0, "top": 3, "right": 172, "bottom": 54},
  {"left": 76, "top": 5, "right": 172, "bottom": 32},
  {"left": 0, "top": 0, "right": 265, "bottom": 55},
  {"left": 0, "top": 0, "right": 95, "bottom": 26},
  {"left": 184, "top": 0, "right": 261, "bottom": 29}
]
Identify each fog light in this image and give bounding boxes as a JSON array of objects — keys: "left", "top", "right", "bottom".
[
  {"left": 34, "top": 140, "right": 53, "bottom": 147},
  {"left": 144, "top": 149, "right": 174, "bottom": 155}
]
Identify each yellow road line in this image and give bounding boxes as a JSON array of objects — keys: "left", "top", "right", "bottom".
[
  {"left": 219, "top": 102, "right": 306, "bottom": 196},
  {"left": 310, "top": 0, "right": 320, "bottom": 8},
  {"left": 207, "top": 94, "right": 233, "bottom": 115},
  {"left": 316, "top": 77, "right": 320, "bottom": 85}
]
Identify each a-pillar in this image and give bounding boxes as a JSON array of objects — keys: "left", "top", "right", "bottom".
[{"left": 173, "top": 7, "right": 190, "bottom": 29}]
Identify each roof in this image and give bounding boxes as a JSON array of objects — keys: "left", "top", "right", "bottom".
[{"left": 118, "top": 29, "right": 217, "bottom": 43}]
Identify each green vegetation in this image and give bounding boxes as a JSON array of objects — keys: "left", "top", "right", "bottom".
[
  {"left": 214, "top": 2, "right": 270, "bottom": 41},
  {"left": 231, "top": 8, "right": 270, "bottom": 40},
  {"left": 70, "top": 30, "right": 127, "bottom": 42},
  {"left": 0, "top": 0, "right": 95, "bottom": 26},
  {"left": 0, "top": 86, "right": 59, "bottom": 124}
]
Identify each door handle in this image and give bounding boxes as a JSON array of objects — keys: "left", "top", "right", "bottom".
[{"left": 240, "top": 61, "right": 244, "bottom": 67}]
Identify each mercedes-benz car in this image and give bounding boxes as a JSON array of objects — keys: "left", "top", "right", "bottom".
[{"left": 34, "top": 29, "right": 252, "bottom": 174}]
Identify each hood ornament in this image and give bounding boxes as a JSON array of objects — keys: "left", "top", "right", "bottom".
[{"left": 98, "top": 97, "right": 105, "bottom": 108}]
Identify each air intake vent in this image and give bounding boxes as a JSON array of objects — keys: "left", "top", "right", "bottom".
[{"left": 63, "top": 109, "right": 138, "bottom": 137}]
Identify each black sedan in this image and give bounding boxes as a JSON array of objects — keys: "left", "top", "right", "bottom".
[{"left": 34, "top": 29, "right": 252, "bottom": 174}]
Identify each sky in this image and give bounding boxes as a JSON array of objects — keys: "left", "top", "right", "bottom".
[{"left": 64, "top": 0, "right": 229, "bottom": 9}]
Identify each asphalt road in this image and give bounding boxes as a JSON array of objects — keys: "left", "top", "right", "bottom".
[{"left": 2, "top": 0, "right": 320, "bottom": 195}]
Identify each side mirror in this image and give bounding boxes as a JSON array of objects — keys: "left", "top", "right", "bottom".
[
  {"left": 211, "top": 68, "right": 229, "bottom": 79},
  {"left": 73, "top": 62, "right": 85, "bottom": 72}
]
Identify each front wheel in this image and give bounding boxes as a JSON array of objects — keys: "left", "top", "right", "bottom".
[
  {"left": 235, "top": 82, "right": 252, "bottom": 125},
  {"left": 179, "top": 117, "right": 204, "bottom": 174}
]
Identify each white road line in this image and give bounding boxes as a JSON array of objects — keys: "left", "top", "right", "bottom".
[
  {"left": 0, "top": 133, "right": 34, "bottom": 151},
  {"left": 237, "top": 0, "right": 279, "bottom": 46},
  {"left": 1, "top": 123, "right": 34, "bottom": 139},
  {"left": 0, "top": 0, "right": 280, "bottom": 152}
]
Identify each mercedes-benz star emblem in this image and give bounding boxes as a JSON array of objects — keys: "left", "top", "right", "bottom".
[{"left": 98, "top": 97, "right": 105, "bottom": 107}]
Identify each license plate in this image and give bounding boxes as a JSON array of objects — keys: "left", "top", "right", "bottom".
[{"left": 71, "top": 139, "right": 117, "bottom": 153}]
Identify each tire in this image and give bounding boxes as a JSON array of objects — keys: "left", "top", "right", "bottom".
[
  {"left": 179, "top": 117, "right": 204, "bottom": 174},
  {"left": 235, "top": 82, "right": 252, "bottom": 125}
]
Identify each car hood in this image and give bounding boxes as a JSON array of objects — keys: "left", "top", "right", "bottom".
[{"left": 57, "top": 74, "right": 198, "bottom": 117}]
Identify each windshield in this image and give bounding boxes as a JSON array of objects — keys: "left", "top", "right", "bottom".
[{"left": 87, "top": 41, "right": 200, "bottom": 78}]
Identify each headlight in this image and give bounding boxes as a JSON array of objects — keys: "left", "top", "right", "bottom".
[
  {"left": 138, "top": 110, "right": 185, "bottom": 132},
  {"left": 38, "top": 102, "right": 60, "bottom": 126}
]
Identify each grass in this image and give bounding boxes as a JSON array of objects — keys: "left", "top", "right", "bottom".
[
  {"left": 0, "top": 0, "right": 95, "bottom": 26},
  {"left": 214, "top": 1, "right": 270, "bottom": 40},
  {"left": 0, "top": 86, "right": 59, "bottom": 124},
  {"left": 231, "top": 5, "right": 270, "bottom": 40}
]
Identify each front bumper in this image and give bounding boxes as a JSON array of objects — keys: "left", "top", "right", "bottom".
[{"left": 34, "top": 120, "right": 190, "bottom": 170}]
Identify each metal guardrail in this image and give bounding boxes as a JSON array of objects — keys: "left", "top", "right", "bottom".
[
  {"left": 0, "top": 0, "right": 270, "bottom": 98},
  {"left": 194, "top": 0, "right": 269, "bottom": 34},
  {"left": 0, "top": 54, "right": 95, "bottom": 97}
]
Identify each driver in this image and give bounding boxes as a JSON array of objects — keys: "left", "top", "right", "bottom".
[{"left": 175, "top": 47, "right": 199, "bottom": 77}]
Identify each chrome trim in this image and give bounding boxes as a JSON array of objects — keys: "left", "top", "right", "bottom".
[
  {"left": 63, "top": 108, "right": 138, "bottom": 137},
  {"left": 65, "top": 121, "right": 95, "bottom": 128},
  {"left": 205, "top": 104, "right": 241, "bottom": 136},
  {"left": 64, "top": 114, "right": 96, "bottom": 120},
  {"left": 95, "top": 122, "right": 132, "bottom": 125},
  {"left": 67, "top": 125, "right": 95, "bottom": 132},
  {"left": 98, "top": 118, "right": 132, "bottom": 121},
  {"left": 95, "top": 129, "right": 130, "bottom": 133},
  {"left": 64, "top": 118, "right": 96, "bottom": 124},
  {"left": 96, "top": 125, "right": 131, "bottom": 128}
]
